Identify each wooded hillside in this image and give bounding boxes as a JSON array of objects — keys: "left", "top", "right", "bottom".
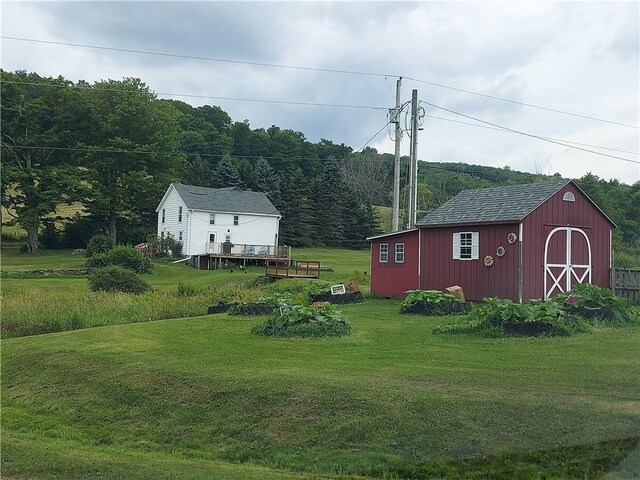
[{"left": 2, "top": 70, "right": 638, "bottom": 264}]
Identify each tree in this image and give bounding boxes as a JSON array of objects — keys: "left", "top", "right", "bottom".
[
  {"left": 312, "top": 158, "right": 346, "bottom": 246},
  {"left": 1, "top": 71, "right": 86, "bottom": 252},
  {"left": 211, "top": 155, "right": 242, "bottom": 188},
  {"left": 79, "top": 78, "right": 183, "bottom": 241},
  {"left": 252, "top": 157, "right": 281, "bottom": 201},
  {"left": 340, "top": 151, "right": 392, "bottom": 206}
]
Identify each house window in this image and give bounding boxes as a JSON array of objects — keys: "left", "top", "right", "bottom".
[
  {"left": 453, "top": 232, "right": 479, "bottom": 260},
  {"left": 178, "top": 231, "right": 183, "bottom": 241},
  {"left": 160, "top": 231, "right": 165, "bottom": 239},
  {"left": 209, "top": 213, "right": 215, "bottom": 225},
  {"left": 161, "top": 209, "right": 165, "bottom": 224},
  {"left": 178, "top": 206, "right": 183, "bottom": 223},
  {"left": 225, "top": 234, "right": 231, "bottom": 243},
  {"left": 234, "top": 215, "right": 239, "bottom": 226},
  {"left": 395, "top": 243, "right": 405, "bottom": 263},
  {"left": 379, "top": 243, "right": 388, "bottom": 263}
]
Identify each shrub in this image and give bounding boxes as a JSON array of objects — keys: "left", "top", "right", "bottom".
[
  {"left": 89, "top": 266, "right": 150, "bottom": 294},
  {"left": 85, "top": 234, "right": 115, "bottom": 257},
  {"left": 252, "top": 303, "right": 351, "bottom": 338},
  {"left": 86, "top": 245, "right": 153, "bottom": 273},
  {"left": 176, "top": 282, "right": 199, "bottom": 297}
]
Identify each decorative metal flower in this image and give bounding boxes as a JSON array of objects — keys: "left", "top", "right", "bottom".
[
  {"left": 496, "top": 246, "right": 506, "bottom": 257},
  {"left": 484, "top": 255, "right": 494, "bottom": 267},
  {"left": 507, "top": 232, "right": 518, "bottom": 244}
]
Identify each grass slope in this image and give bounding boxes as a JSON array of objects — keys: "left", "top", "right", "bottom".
[{"left": 2, "top": 301, "right": 639, "bottom": 478}]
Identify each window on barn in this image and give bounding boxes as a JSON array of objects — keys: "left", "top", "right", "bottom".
[
  {"left": 379, "top": 244, "right": 389, "bottom": 263},
  {"left": 209, "top": 213, "right": 215, "bottom": 225},
  {"left": 453, "top": 232, "right": 479, "bottom": 260},
  {"left": 178, "top": 206, "right": 183, "bottom": 223},
  {"left": 395, "top": 243, "right": 405, "bottom": 263},
  {"left": 234, "top": 215, "right": 239, "bottom": 226},
  {"left": 162, "top": 209, "right": 165, "bottom": 224}
]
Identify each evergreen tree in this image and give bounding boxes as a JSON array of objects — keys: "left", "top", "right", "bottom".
[
  {"left": 278, "top": 168, "right": 314, "bottom": 247},
  {"left": 211, "top": 155, "right": 242, "bottom": 188},
  {"left": 252, "top": 157, "right": 281, "bottom": 201},
  {"left": 313, "top": 158, "right": 345, "bottom": 246}
]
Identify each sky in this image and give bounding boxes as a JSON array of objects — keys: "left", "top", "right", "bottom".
[{"left": 2, "top": 1, "right": 639, "bottom": 183}]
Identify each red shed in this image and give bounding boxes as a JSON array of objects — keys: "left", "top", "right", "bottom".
[{"left": 369, "top": 180, "right": 615, "bottom": 302}]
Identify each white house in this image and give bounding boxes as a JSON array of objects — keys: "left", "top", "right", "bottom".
[{"left": 156, "top": 184, "right": 284, "bottom": 265}]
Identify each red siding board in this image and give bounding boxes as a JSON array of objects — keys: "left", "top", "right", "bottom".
[
  {"left": 370, "top": 231, "right": 420, "bottom": 297},
  {"left": 420, "top": 224, "right": 520, "bottom": 301},
  {"left": 522, "top": 184, "right": 611, "bottom": 301}
]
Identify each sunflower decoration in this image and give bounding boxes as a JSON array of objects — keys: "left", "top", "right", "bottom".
[
  {"left": 484, "top": 255, "right": 494, "bottom": 267},
  {"left": 496, "top": 246, "right": 506, "bottom": 257},
  {"left": 507, "top": 232, "right": 518, "bottom": 244}
]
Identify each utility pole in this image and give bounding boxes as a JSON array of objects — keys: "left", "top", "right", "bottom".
[
  {"left": 391, "top": 77, "right": 402, "bottom": 232},
  {"left": 407, "top": 89, "right": 419, "bottom": 229}
]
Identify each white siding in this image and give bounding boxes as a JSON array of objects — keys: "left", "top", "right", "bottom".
[
  {"left": 188, "top": 210, "right": 279, "bottom": 255},
  {"left": 157, "top": 186, "right": 190, "bottom": 253}
]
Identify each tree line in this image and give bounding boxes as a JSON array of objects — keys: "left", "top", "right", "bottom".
[{"left": 2, "top": 70, "right": 638, "bottom": 264}]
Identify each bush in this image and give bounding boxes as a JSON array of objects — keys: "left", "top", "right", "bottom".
[
  {"left": 252, "top": 303, "right": 351, "bottom": 338},
  {"left": 86, "top": 245, "right": 153, "bottom": 273},
  {"left": 89, "top": 266, "right": 151, "bottom": 294},
  {"left": 229, "top": 293, "right": 293, "bottom": 315},
  {"left": 85, "top": 234, "right": 115, "bottom": 257}
]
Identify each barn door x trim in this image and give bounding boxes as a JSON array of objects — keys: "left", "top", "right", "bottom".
[{"left": 544, "top": 227, "right": 591, "bottom": 300}]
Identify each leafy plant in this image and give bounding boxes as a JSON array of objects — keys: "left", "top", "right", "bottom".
[
  {"left": 401, "top": 290, "right": 461, "bottom": 315},
  {"left": 252, "top": 303, "right": 351, "bottom": 338},
  {"left": 435, "top": 297, "right": 587, "bottom": 337},
  {"left": 88, "top": 266, "right": 150, "bottom": 294},
  {"left": 229, "top": 293, "right": 294, "bottom": 315},
  {"left": 554, "top": 283, "right": 639, "bottom": 324},
  {"left": 86, "top": 245, "right": 153, "bottom": 274}
]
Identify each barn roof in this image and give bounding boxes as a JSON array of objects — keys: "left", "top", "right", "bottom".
[
  {"left": 170, "top": 184, "right": 280, "bottom": 216},
  {"left": 416, "top": 179, "right": 573, "bottom": 226}
]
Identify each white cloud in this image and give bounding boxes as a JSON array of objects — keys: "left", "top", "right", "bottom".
[{"left": 2, "top": 1, "right": 638, "bottom": 183}]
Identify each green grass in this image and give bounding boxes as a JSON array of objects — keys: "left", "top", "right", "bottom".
[
  {"left": 2, "top": 245, "right": 639, "bottom": 478},
  {"left": 2, "top": 301, "right": 639, "bottom": 478}
]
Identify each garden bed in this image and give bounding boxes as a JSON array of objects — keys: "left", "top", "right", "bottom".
[{"left": 309, "top": 291, "right": 364, "bottom": 304}]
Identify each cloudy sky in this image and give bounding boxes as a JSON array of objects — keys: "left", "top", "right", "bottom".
[{"left": 2, "top": 1, "right": 639, "bottom": 183}]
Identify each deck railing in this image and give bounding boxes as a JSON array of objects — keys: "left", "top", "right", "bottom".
[
  {"left": 204, "top": 243, "right": 290, "bottom": 258},
  {"left": 265, "top": 259, "right": 321, "bottom": 279}
]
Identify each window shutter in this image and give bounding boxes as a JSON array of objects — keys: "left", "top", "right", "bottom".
[
  {"left": 471, "top": 232, "right": 479, "bottom": 260},
  {"left": 452, "top": 233, "right": 460, "bottom": 259}
]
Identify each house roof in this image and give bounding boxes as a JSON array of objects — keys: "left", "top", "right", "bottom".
[
  {"left": 169, "top": 184, "right": 280, "bottom": 216},
  {"left": 416, "top": 179, "right": 575, "bottom": 226}
]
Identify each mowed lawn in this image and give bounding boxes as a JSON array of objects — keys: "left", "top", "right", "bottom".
[
  {"left": 2, "top": 302, "right": 640, "bottom": 479},
  {"left": 1, "top": 246, "right": 639, "bottom": 478}
]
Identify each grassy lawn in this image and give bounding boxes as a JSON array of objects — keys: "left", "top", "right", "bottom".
[
  {"left": 2, "top": 301, "right": 639, "bottom": 478},
  {"left": 2, "top": 245, "right": 639, "bottom": 478}
]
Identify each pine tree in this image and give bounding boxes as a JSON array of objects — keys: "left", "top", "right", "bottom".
[{"left": 211, "top": 155, "right": 242, "bottom": 188}]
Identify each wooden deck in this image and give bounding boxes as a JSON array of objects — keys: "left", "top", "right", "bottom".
[{"left": 265, "top": 260, "right": 321, "bottom": 279}]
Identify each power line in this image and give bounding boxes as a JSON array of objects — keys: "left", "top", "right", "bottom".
[
  {"left": 356, "top": 122, "right": 391, "bottom": 152},
  {"left": 3, "top": 35, "right": 636, "bottom": 129},
  {"left": 423, "top": 114, "right": 640, "bottom": 156},
  {"left": 0, "top": 80, "right": 388, "bottom": 111},
  {"left": 420, "top": 101, "right": 640, "bottom": 165},
  {"left": 405, "top": 77, "right": 639, "bottom": 130},
  {"left": 4, "top": 79, "right": 634, "bottom": 156}
]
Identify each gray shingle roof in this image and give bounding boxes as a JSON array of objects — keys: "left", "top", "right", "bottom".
[
  {"left": 172, "top": 184, "right": 280, "bottom": 216},
  {"left": 416, "top": 179, "right": 571, "bottom": 226}
]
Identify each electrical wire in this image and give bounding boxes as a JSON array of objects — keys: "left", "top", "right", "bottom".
[
  {"left": 0, "top": 80, "right": 388, "bottom": 111},
  {"left": 420, "top": 101, "right": 640, "bottom": 165},
  {"left": 423, "top": 114, "right": 640, "bottom": 156},
  {"left": 356, "top": 121, "right": 392, "bottom": 152},
  {"left": 3, "top": 35, "right": 636, "bottom": 129}
]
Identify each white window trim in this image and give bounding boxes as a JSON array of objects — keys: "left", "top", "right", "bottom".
[
  {"left": 395, "top": 243, "right": 405, "bottom": 263},
  {"left": 178, "top": 231, "right": 183, "bottom": 241},
  {"left": 379, "top": 243, "right": 389, "bottom": 263},
  {"left": 209, "top": 213, "right": 216, "bottom": 225},
  {"left": 453, "top": 232, "right": 479, "bottom": 260},
  {"left": 234, "top": 215, "right": 239, "bottom": 226},
  {"left": 161, "top": 208, "right": 166, "bottom": 224},
  {"left": 178, "top": 206, "right": 183, "bottom": 223}
]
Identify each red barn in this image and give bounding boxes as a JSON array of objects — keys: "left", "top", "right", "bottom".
[{"left": 369, "top": 179, "right": 615, "bottom": 302}]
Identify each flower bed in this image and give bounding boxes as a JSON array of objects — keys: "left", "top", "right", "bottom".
[
  {"left": 252, "top": 304, "right": 351, "bottom": 338},
  {"left": 400, "top": 290, "right": 465, "bottom": 315}
]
